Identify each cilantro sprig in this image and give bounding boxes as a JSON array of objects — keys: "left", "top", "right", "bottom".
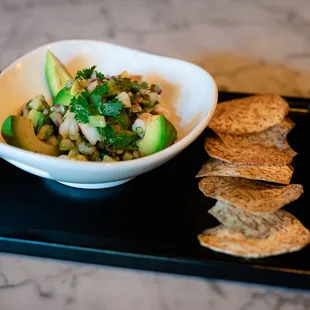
[
  {"left": 70, "top": 96, "right": 90, "bottom": 123},
  {"left": 75, "top": 65, "right": 105, "bottom": 80},
  {"left": 103, "top": 125, "right": 138, "bottom": 149},
  {"left": 70, "top": 82, "right": 123, "bottom": 123}
]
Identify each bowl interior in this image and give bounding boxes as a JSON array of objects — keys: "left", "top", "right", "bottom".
[{"left": 0, "top": 40, "right": 217, "bottom": 145}]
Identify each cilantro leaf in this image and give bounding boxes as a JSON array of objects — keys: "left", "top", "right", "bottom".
[
  {"left": 130, "top": 80, "right": 149, "bottom": 92},
  {"left": 140, "top": 81, "right": 148, "bottom": 89},
  {"left": 97, "top": 127, "right": 104, "bottom": 136},
  {"left": 75, "top": 65, "right": 97, "bottom": 80},
  {"left": 103, "top": 125, "right": 138, "bottom": 149},
  {"left": 106, "top": 77, "right": 131, "bottom": 96},
  {"left": 75, "top": 65, "right": 105, "bottom": 80},
  {"left": 70, "top": 96, "right": 90, "bottom": 123},
  {"left": 101, "top": 99, "right": 123, "bottom": 116},
  {"left": 112, "top": 131, "right": 138, "bottom": 149},
  {"left": 103, "top": 124, "right": 115, "bottom": 144},
  {"left": 92, "top": 83, "right": 108, "bottom": 96},
  {"left": 130, "top": 82, "right": 141, "bottom": 92},
  {"left": 90, "top": 94, "right": 122, "bottom": 117},
  {"left": 96, "top": 71, "right": 105, "bottom": 79},
  {"left": 90, "top": 93, "right": 103, "bottom": 114},
  {"left": 113, "top": 111, "right": 131, "bottom": 130},
  {"left": 81, "top": 90, "right": 90, "bottom": 99}
]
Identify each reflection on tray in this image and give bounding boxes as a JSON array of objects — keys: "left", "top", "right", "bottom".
[{"left": 42, "top": 178, "right": 134, "bottom": 201}]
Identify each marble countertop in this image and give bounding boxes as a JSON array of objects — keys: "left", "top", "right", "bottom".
[{"left": 1, "top": 0, "right": 310, "bottom": 309}]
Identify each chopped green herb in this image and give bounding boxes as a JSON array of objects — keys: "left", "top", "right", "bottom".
[
  {"left": 90, "top": 95, "right": 123, "bottom": 117},
  {"left": 75, "top": 65, "right": 106, "bottom": 80},
  {"left": 130, "top": 82, "right": 141, "bottom": 92},
  {"left": 75, "top": 65, "right": 96, "bottom": 80},
  {"left": 92, "top": 83, "right": 108, "bottom": 96},
  {"left": 103, "top": 124, "right": 115, "bottom": 143},
  {"left": 103, "top": 125, "right": 138, "bottom": 149},
  {"left": 70, "top": 96, "right": 90, "bottom": 123},
  {"left": 106, "top": 77, "right": 131, "bottom": 96},
  {"left": 140, "top": 81, "right": 148, "bottom": 89},
  {"left": 112, "top": 131, "right": 138, "bottom": 149},
  {"left": 96, "top": 72, "right": 105, "bottom": 79},
  {"left": 97, "top": 127, "right": 104, "bottom": 136},
  {"left": 101, "top": 99, "right": 123, "bottom": 117},
  {"left": 113, "top": 111, "right": 131, "bottom": 130},
  {"left": 90, "top": 94, "right": 102, "bottom": 114}
]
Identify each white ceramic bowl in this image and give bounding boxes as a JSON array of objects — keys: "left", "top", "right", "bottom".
[{"left": 0, "top": 40, "right": 218, "bottom": 189}]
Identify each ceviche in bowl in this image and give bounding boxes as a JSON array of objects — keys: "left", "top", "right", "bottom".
[
  {"left": 2, "top": 50, "right": 177, "bottom": 163},
  {"left": 0, "top": 40, "right": 217, "bottom": 189}
]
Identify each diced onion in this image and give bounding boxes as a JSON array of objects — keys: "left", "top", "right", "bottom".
[
  {"left": 78, "top": 142, "right": 96, "bottom": 155},
  {"left": 116, "top": 91, "right": 131, "bottom": 108},
  {"left": 87, "top": 80, "right": 98, "bottom": 92}
]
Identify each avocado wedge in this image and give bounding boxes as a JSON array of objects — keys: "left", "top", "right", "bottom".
[
  {"left": 45, "top": 50, "right": 73, "bottom": 98},
  {"left": 137, "top": 114, "right": 177, "bottom": 156},
  {"left": 53, "top": 80, "right": 85, "bottom": 106},
  {"left": 1, "top": 115, "right": 60, "bottom": 156}
]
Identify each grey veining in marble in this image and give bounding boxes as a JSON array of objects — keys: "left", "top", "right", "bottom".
[
  {"left": 1, "top": 0, "right": 310, "bottom": 97},
  {"left": 1, "top": 0, "right": 310, "bottom": 309},
  {"left": 1, "top": 254, "right": 310, "bottom": 310}
]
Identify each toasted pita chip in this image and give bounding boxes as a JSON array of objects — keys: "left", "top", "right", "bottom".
[
  {"left": 198, "top": 176, "right": 303, "bottom": 212},
  {"left": 216, "top": 118, "right": 295, "bottom": 151},
  {"left": 208, "top": 201, "right": 296, "bottom": 238},
  {"left": 204, "top": 136, "right": 297, "bottom": 166},
  {"left": 208, "top": 94, "right": 290, "bottom": 135},
  {"left": 196, "top": 159, "right": 293, "bottom": 184},
  {"left": 198, "top": 211, "right": 310, "bottom": 258}
]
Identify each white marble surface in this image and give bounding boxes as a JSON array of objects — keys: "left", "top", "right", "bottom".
[{"left": 1, "top": 0, "right": 310, "bottom": 309}]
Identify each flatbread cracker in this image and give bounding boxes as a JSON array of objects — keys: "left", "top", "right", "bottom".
[
  {"left": 208, "top": 94, "right": 290, "bottom": 135},
  {"left": 196, "top": 159, "right": 293, "bottom": 184},
  {"left": 198, "top": 176, "right": 303, "bottom": 213},
  {"left": 198, "top": 211, "right": 310, "bottom": 258},
  {"left": 204, "top": 136, "right": 297, "bottom": 166},
  {"left": 209, "top": 201, "right": 296, "bottom": 238},
  {"left": 216, "top": 118, "right": 295, "bottom": 151}
]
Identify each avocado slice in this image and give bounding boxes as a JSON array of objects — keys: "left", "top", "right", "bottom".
[
  {"left": 53, "top": 80, "right": 85, "bottom": 106},
  {"left": 1, "top": 115, "right": 60, "bottom": 156},
  {"left": 45, "top": 50, "right": 73, "bottom": 98},
  {"left": 137, "top": 114, "right": 177, "bottom": 156}
]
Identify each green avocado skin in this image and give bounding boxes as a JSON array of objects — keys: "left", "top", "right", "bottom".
[
  {"left": 53, "top": 87, "right": 73, "bottom": 106},
  {"left": 45, "top": 50, "right": 72, "bottom": 98},
  {"left": 138, "top": 114, "right": 177, "bottom": 156},
  {"left": 53, "top": 80, "right": 84, "bottom": 106},
  {"left": 1, "top": 115, "right": 60, "bottom": 157}
]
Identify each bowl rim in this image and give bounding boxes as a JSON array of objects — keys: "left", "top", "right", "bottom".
[{"left": 0, "top": 39, "right": 218, "bottom": 170}]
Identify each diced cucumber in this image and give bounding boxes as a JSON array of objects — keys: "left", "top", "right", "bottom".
[
  {"left": 68, "top": 147, "right": 79, "bottom": 156},
  {"left": 122, "top": 151, "right": 133, "bottom": 160},
  {"left": 78, "top": 142, "right": 96, "bottom": 155},
  {"left": 28, "top": 95, "right": 50, "bottom": 112},
  {"left": 90, "top": 150, "right": 100, "bottom": 161},
  {"left": 103, "top": 155, "right": 118, "bottom": 162},
  {"left": 49, "top": 111, "right": 62, "bottom": 126},
  {"left": 46, "top": 135, "right": 58, "bottom": 146},
  {"left": 28, "top": 109, "right": 50, "bottom": 130},
  {"left": 37, "top": 125, "right": 54, "bottom": 140},
  {"left": 89, "top": 115, "right": 106, "bottom": 128},
  {"left": 59, "top": 139, "right": 75, "bottom": 151},
  {"left": 69, "top": 154, "right": 88, "bottom": 161}
]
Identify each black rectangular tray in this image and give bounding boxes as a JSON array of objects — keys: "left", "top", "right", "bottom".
[{"left": 1, "top": 91, "right": 310, "bottom": 290}]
